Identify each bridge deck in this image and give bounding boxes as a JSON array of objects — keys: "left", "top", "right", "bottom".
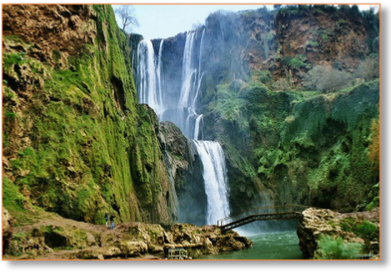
[{"left": 218, "top": 204, "right": 308, "bottom": 231}]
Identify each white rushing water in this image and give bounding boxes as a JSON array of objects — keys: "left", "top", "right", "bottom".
[
  {"left": 136, "top": 39, "right": 164, "bottom": 116},
  {"left": 192, "top": 140, "right": 230, "bottom": 225},
  {"left": 194, "top": 114, "right": 203, "bottom": 140},
  {"left": 156, "top": 39, "right": 164, "bottom": 108},
  {"left": 136, "top": 30, "right": 231, "bottom": 225},
  {"left": 179, "top": 32, "right": 196, "bottom": 108},
  {"left": 176, "top": 31, "right": 205, "bottom": 138}
]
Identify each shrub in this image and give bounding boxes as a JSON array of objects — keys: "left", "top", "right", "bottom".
[
  {"left": 355, "top": 221, "right": 378, "bottom": 240},
  {"left": 315, "top": 235, "right": 363, "bottom": 259},
  {"left": 304, "top": 65, "right": 352, "bottom": 93},
  {"left": 306, "top": 40, "right": 319, "bottom": 48},
  {"left": 365, "top": 183, "right": 379, "bottom": 211},
  {"left": 355, "top": 56, "right": 379, "bottom": 81},
  {"left": 289, "top": 54, "right": 311, "bottom": 70},
  {"left": 272, "top": 78, "right": 290, "bottom": 90},
  {"left": 334, "top": 218, "right": 378, "bottom": 252},
  {"left": 368, "top": 119, "right": 380, "bottom": 171},
  {"left": 257, "top": 70, "right": 273, "bottom": 86}
]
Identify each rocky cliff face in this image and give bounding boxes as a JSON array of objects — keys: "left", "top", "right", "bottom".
[
  {"left": 2, "top": 5, "right": 176, "bottom": 225},
  {"left": 159, "top": 122, "right": 206, "bottom": 225}
]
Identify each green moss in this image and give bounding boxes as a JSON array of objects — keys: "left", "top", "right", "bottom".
[
  {"left": 52, "top": 49, "right": 61, "bottom": 63},
  {"left": 289, "top": 54, "right": 312, "bottom": 70},
  {"left": 3, "top": 177, "right": 27, "bottom": 214},
  {"left": 5, "top": 111, "right": 17, "bottom": 119},
  {"left": 2, "top": 5, "right": 169, "bottom": 224},
  {"left": 2, "top": 51, "right": 26, "bottom": 68}
]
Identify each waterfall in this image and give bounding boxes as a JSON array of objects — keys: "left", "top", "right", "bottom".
[
  {"left": 136, "top": 39, "right": 164, "bottom": 116},
  {"left": 197, "top": 29, "right": 205, "bottom": 84},
  {"left": 179, "top": 32, "right": 196, "bottom": 108},
  {"left": 176, "top": 31, "right": 205, "bottom": 138},
  {"left": 156, "top": 39, "right": 164, "bottom": 108},
  {"left": 192, "top": 72, "right": 204, "bottom": 107},
  {"left": 192, "top": 140, "right": 230, "bottom": 225},
  {"left": 194, "top": 114, "right": 203, "bottom": 140},
  {"left": 136, "top": 29, "right": 231, "bottom": 225}
]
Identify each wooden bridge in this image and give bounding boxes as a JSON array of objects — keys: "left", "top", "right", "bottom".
[{"left": 217, "top": 204, "right": 309, "bottom": 231}]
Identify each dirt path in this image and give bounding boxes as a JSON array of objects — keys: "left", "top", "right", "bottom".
[{"left": 13, "top": 210, "right": 108, "bottom": 234}]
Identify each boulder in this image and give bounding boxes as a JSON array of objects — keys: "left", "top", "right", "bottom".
[
  {"left": 297, "top": 207, "right": 379, "bottom": 259},
  {"left": 118, "top": 241, "right": 148, "bottom": 257},
  {"left": 202, "top": 238, "right": 216, "bottom": 254},
  {"left": 76, "top": 246, "right": 122, "bottom": 259},
  {"left": 86, "top": 232, "right": 97, "bottom": 247},
  {"left": 216, "top": 235, "right": 245, "bottom": 252}
]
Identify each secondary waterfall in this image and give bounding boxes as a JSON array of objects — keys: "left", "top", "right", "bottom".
[
  {"left": 156, "top": 39, "right": 164, "bottom": 108},
  {"left": 136, "top": 39, "right": 164, "bottom": 116},
  {"left": 136, "top": 30, "right": 231, "bottom": 225},
  {"left": 192, "top": 140, "right": 230, "bottom": 224}
]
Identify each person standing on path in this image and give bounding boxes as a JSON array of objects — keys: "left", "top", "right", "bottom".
[
  {"left": 105, "top": 212, "right": 109, "bottom": 228},
  {"left": 110, "top": 214, "right": 115, "bottom": 230}
]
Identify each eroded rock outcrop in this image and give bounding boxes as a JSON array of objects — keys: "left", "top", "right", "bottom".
[
  {"left": 297, "top": 207, "right": 379, "bottom": 258},
  {"left": 159, "top": 122, "right": 206, "bottom": 225},
  {"left": 4, "top": 214, "right": 252, "bottom": 260},
  {"left": 2, "top": 5, "right": 97, "bottom": 67}
]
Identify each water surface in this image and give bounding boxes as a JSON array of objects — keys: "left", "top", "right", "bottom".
[{"left": 200, "top": 230, "right": 303, "bottom": 260}]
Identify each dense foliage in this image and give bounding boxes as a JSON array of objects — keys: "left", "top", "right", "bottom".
[{"left": 315, "top": 235, "right": 363, "bottom": 259}]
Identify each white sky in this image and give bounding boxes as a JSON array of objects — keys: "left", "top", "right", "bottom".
[{"left": 112, "top": 3, "right": 379, "bottom": 39}]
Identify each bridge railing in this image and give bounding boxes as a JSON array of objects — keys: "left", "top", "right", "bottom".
[{"left": 217, "top": 204, "right": 309, "bottom": 227}]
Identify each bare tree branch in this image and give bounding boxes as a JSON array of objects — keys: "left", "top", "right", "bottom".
[{"left": 115, "top": 5, "right": 139, "bottom": 33}]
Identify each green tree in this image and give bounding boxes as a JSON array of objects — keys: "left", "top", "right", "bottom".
[{"left": 368, "top": 119, "right": 380, "bottom": 171}]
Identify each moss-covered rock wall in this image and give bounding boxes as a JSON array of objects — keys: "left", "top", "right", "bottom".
[{"left": 2, "top": 4, "right": 176, "bottom": 225}]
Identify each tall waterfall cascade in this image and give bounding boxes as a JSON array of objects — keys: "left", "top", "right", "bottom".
[
  {"left": 136, "top": 30, "right": 230, "bottom": 225},
  {"left": 136, "top": 39, "right": 164, "bottom": 116},
  {"left": 193, "top": 140, "right": 230, "bottom": 224}
]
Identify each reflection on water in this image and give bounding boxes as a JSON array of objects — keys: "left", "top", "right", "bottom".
[{"left": 200, "top": 230, "right": 304, "bottom": 260}]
